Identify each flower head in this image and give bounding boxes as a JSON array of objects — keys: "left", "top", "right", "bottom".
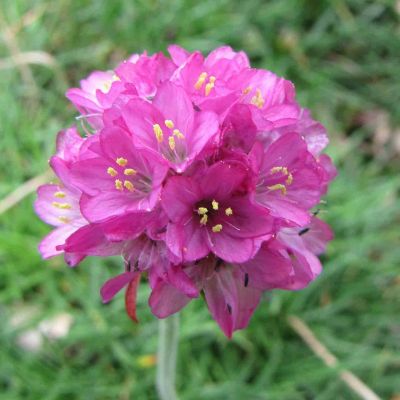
[{"left": 35, "top": 45, "right": 335, "bottom": 337}]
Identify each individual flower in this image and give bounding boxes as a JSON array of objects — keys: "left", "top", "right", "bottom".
[
  {"left": 249, "top": 132, "right": 325, "bottom": 226},
  {"left": 35, "top": 127, "right": 118, "bottom": 265},
  {"left": 162, "top": 161, "right": 274, "bottom": 263},
  {"left": 120, "top": 82, "right": 220, "bottom": 173},
  {"left": 69, "top": 126, "right": 169, "bottom": 221},
  {"left": 66, "top": 70, "right": 124, "bottom": 129}
]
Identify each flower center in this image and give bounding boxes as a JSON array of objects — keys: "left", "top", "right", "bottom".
[
  {"left": 152, "top": 119, "right": 186, "bottom": 164},
  {"left": 194, "top": 71, "right": 216, "bottom": 96},
  {"left": 195, "top": 199, "right": 233, "bottom": 233},
  {"left": 266, "top": 166, "right": 293, "bottom": 195},
  {"left": 101, "top": 74, "right": 120, "bottom": 93},
  {"left": 51, "top": 189, "right": 72, "bottom": 224},
  {"left": 106, "top": 157, "right": 152, "bottom": 195},
  {"left": 250, "top": 88, "right": 265, "bottom": 109}
]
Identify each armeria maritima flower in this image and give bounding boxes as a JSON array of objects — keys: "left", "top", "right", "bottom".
[{"left": 36, "top": 45, "right": 336, "bottom": 337}]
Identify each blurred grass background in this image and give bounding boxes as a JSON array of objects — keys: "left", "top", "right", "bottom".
[{"left": 0, "top": 0, "right": 399, "bottom": 399}]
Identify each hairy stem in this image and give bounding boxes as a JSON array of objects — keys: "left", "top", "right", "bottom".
[{"left": 156, "top": 313, "right": 180, "bottom": 400}]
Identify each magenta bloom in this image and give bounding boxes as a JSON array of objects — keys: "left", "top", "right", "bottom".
[
  {"left": 35, "top": 45, "right": 336, "bottom": 337},
  {"left": 162, "top": 161, "right": 273, "bottom": 263}
]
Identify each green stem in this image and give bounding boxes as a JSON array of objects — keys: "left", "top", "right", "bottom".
[{"left": 156, "top": 313, "right": 180, "bottom": 400}]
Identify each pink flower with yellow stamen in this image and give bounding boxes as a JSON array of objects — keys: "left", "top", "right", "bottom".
[{"left": 35, "top": 45, "right": 336, "bottom": 337}]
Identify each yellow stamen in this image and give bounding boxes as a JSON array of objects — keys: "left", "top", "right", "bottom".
[
  {"left": 205, "top": 82, "right": 214, "bottom": 96},
  {"left": 212, "top": 224, "right": 223, "bottom": 233},
  {"left": 270, "top": 166, "right": 285, "bottom": 174},
  {"left": 243, "top": 86, "right": 252, "bottom": 95},
  {"left": 115, "top": 179, "right": 123, "bottom": 191},
  {"left": 52, "top": 202, "right": 71, "bottom": 210},
  {"left": 251, "top": 88, "right": 265, "bottom": 109},
  {"left": 116, "top": 157, "right": 128, "bottom": 166},
  {"left": 168, "top": 136, "right": 176, "bottom": 151},
  {"left": 286, "top": 173, "right": 293, "bottom": 185},
  {"left": 225, "top": 207, "right": 233, "bottom": 216},
  {"left": 107, "top": 167, "right": 118, "bottom": 177},
  {"left": 165, "top": 119, "right": 174, "bottom": 129},
  {"left": 198, "top": 207, "right": 208, "bottom": 215},
  {"left": 124, "top": 168, "right": 137, "bottom": 176},
  {"left": 209, "top": 76, "right": 216, "bottom": 84},
  {"left": 200, "top": 214, "right": 208, "bottom": 225},
  {"left": 53, "top": 191, "right": 66, "bottom": 198},
  {"left": 270, "top": 166, "right": 293, "bottom": 185},
  {"left": 102, "top": 74, "right": 120, "bottom": 92},
  {"left": 267, "top": 184, "right": 287, "bottom": 195},
  {"left": 211, "top": 200, "right": 219, "bottom": 210},
  {"left": 153, "top": 124, "right": 164, "bottom": 143},
  {"left": 194, "top": 72, "right": 208, "bottom": 90},
  {"left": 58, "top": 216, "right": 71, "bottom": 223},
  {"left": 124, "top": 180, "right": 135, "bottom": 192},
  {"left": 173, "top": 129, "right": 185, "bottom": 139}
]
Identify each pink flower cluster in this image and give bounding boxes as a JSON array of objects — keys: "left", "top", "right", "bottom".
[{"left": 35, "top": 45, "right": 336, "bottom": 337}]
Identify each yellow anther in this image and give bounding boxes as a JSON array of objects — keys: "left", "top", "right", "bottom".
[
  {"left": 198, "top": 207, "right": 208, "bottom": 215},
  {"left": 153, "top": 124, "right": 164, "bottom": 143},
  {"left": 200, "top": 214, "right": 208, "bottom": 225},
  {"left": 124, "top": 168, "right": 137, "bottom": 176},
  {"left": 107, "top": 167, "right": 118, "bottom": 177},
  {"left": 58, "top": 216, "right": 71, "bottom": 223},
  {"left": 53, "top": 191, "right": 66, "bottom": 198},
  {"left": 212, "top": 200, "right": 219, "bottom": 210},
  {"left": 116, "top": 157, "right": 128, "bottom": 166},
  {"left": 52, "top": 202, "right": 72, "bottom": 210},
  {"left": 251, "top": 88, "right": 265, "bottom": 109},
  {"left": 267, "top": 184, "right": 287, "bottom": 195},
  {"left": 173, "top": 129, "right": 185, "bottom": 139},
  {"left": 205, "top": 82, "right": 214, "bottom": 96},
  {"left": 165, "top": 119, "right": 174, "bottom": 129},
  {"left": 243, "top": 86, "right": 252, "bottom": 95},
  {"left": 124, "top": 180, "right": 135, "bottom": 192},
  {"left": 209, "top": 76, "right": 216, "bottom": 83},
  {"left": 212, "top": 224, "right": 223, "bottom": 233},
  {"left": 168, "top": 136, "right": 176, "bottom": 151},
  {"left": 194, "top": 72, "right": 208, "bottom": 90},
  {"left": 270, "top": 166, "right": 285, "bottom": 174},
  {"left": 270, "top": 166, "right": 293, "bottom": 185},
  {"left": 286, "top": 173, "right": 293, "bottom": 185},
  {"left": 225, "top": 207, "right": 233, "bottom": 216},
  {"left": 102, "top": 83, "right": 111, "bottom": 92},
  {"left": 115, "top": 179, "right": 123, "bottom": 191}
]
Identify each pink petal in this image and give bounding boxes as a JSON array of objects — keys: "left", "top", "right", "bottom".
[
  {"left": 166, "top": 221, "right": 210, "bottom": 262},
  {"left": 60, "top": 224, "right": 123, "bottom": 256},
  {"left": 209, "top": 234, "right": 258, "bottom": 263},
  {"left": 162, "top": 176, "right": 201, "bottom": 223},
  {"left": 149, "top": 281, "right": 192, "bottom": 318},
  {"left": 100, "top": 271, "right": 137, "bottom": 303},
  {"left": 38, "top": 225, "right": 77, "bottom": 258},
  {"left": 166, "top": 265, "right": 199, "bottom": 298},
  {"left": 241, "top": 242, "right": 293, "bottom": 290},
  {"left": 70, "top": 158, "right": 116, "bottom": 195},
  {"left": 204, "top": 267, "right": 261, "bottom": 338},
  {"left": 200, "top": 162, "right": 247, "bottom": 200},
  {"left": 221, "top": 197, "right": 274, "bottom": 238},
  {"left": 168, "top": 44, "right": 191, "bottom": 66},
  {"left": 301, "top": 217, "right": 334, "bottom": 255},
  {"left": 152, "top": 81, "right": 194, "bottom": 135}
]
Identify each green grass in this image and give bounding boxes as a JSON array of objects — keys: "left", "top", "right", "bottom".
[{"left": 1, "top": 1, "right": 399, "bottom": 399}]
